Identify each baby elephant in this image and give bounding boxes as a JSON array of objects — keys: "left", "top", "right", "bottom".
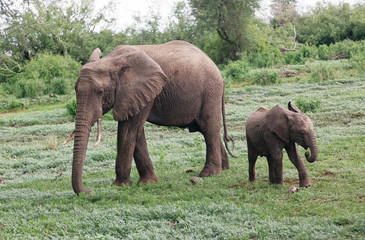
[{"left": 246, "top": 102, "right": 318, "bottom": 187}]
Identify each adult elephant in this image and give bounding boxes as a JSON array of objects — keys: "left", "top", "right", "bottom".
[{"left": 66, "top": 40, "right": 234, "bottom": 194}]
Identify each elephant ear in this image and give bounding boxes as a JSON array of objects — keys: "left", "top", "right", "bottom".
[
  {"left": 88, "top": 48, "right": 102, "bottom": 63},
  {"left": 267, "top": 105, "right": 290, "bottom": 143},
  {"left": 288, "top": 101, "right": 303, "bottom": 114},
  {"left": 111, "top": 50, "right": 168, "bottom": 121}
]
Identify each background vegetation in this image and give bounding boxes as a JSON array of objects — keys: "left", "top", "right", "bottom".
[{"left": 0, "top": 0, "right": 364, "bottom": 238}]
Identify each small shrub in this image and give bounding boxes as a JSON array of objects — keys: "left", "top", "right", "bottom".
[
  {"left": 318, "top": 45, "right": 330, "bottom": 60},
  {"left": 295, "top": 98, "right": 321, "bottom": 113},
  {"left": 222, "top": 59, "right": 250, "bottom": 81},
  {"left": 283, "top": 51, "right": 304, "bottom": 65},
  {"left": 66, "top": 98, "right": 77, "bottom": 120},
  {"left": 46, "top": 136, "right": 59, "bottom": 151},
  {"left": 249, "top": 69, "right": 279, "bottom": 85},
  {"left": 300, "top": 44, "right": 318, "bottom": 59},
  {"left": 13, "top": 53, "right": 81, "bottom": 98},
  {"left": 8, "top": 99, "right": 25, "bottom": 111},
  {"left": 14, "top": 77, "right": 44, "bottom": 98},
  {"left": 350, "top": 53, "right": 365, "bottom": 74},
  {"left": 307, "top": 63, "right": 336, "bottom": 82},
  {"left": 249, "top": 47, "right": 282, "bottom": 68}
]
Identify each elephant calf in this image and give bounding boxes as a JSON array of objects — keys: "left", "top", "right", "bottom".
[{"left": 245, "top": 102, "right": 318, "bottom": 187}]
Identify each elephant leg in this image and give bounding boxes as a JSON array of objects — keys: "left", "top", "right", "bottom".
[
  {"left": 285, "top": 142, "right": 311, "bottom": 187},
  {"left": 197, "top": 112, "right": 223, "bottom": 177},
  {"left": 247, "top": 138, "right": 258, "bottom": 182},
  {"left": 220, "top": 140, "right": 230, "bottom": 170},
  {"left": 113, "top": 105, "right": 152, "bottom": 186},
  {"left": 199, "top": 131, "right": 222, "bottom": 176},
  {"left": 134, "top": 128, "right": 159, "bottom": 184},
  {"left": 266, "top": 155, "right": 276, "bottom": 183},
  {"left": 267, "top": 152, "right": 284, "bottom": 185}
]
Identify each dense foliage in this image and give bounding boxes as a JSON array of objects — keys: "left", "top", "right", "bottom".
[{"left": 0, "top": 0, "right": 365, "bottom": 99}]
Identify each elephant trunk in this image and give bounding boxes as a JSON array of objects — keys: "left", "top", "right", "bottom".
[
  {"left": 72, "top": 111, "right": 94, "bottom": 194},
  {"left": 305, "top": 134, "right": 318, "bottom": 163}
]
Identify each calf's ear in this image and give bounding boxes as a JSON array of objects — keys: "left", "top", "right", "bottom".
[
  {"left": 288, "top": 101, "right": 302, "bottom": 113},
  {"left": 267, "top": 105, "right": 290, "bottom": 143}
]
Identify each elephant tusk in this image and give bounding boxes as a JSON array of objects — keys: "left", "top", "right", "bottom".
[
  {"left": 94, "top": 118, "right": 102, "bottom": 148},
  {"left": 64, "top": 130, "right": 75, "bottom": 145}
]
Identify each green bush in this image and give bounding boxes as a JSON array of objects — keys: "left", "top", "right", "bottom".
[
  {"left": 283, "top": 51, "right": 304, "bottom": 65},
  {"left": 295, "top": 98, "right": 321, "bottom": 113},
  {"left": 222, "top": 59, "right": 250, "bottom": 81},
  {"left": 318, "top": 45, "right": 330, "bottom": 60},
  {"left": 66, "top": 97, "right": 77, "bottom": 120},
  {"left": 12, "top": 53, "right": 81, "bottom": 98},
  {"left": 249, "top": 69, "right": 279, "bottom": 85},
  {"left": 307, "top": 62, "right": 336, "bottom": 82},
  {"left": 300, "top": 44, "right": 318, "bottom": 58},
  {"left": 14, "top": 77, "right": 44, "bottom": 98},
  {"left": 249, "top": 47, "right": 282, "bottom": 68}
]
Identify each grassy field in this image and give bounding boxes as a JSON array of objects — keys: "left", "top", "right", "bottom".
[{"left": 0, "top": 73, "right": 364, "bottom": 239}]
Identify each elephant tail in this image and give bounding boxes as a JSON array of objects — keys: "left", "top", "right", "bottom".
[{"left": 222, "top": 91, "right": 236, "bottom": 158}]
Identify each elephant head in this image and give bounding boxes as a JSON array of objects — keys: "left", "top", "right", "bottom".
[
  {"left": 68, "top": 47, "right": 167, "bottom": 194},
  {"left": 267, "top": 102, "right": 318, "bottom": 163}
]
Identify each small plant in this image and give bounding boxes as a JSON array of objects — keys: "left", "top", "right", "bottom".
[
  {"left": 65, "top": 97, "right": 77, "bottom": 120},
  {"left": 222, "top": 59, "right": 250, "bottom": 81},
  {"left": 11, "top": 53, "right": 81, "bottom": 98},
  {"left": 249, "top": 69, "right": 279, "bottom": 85},
  {"left": 295, "top": 98, "right": 321, "bottom": 113},
  {"left": 46, "top": 136, "right": 59, "bottom": 151},
  {"left": 307, "top": 63, "right": 336, "bottom": 82}
]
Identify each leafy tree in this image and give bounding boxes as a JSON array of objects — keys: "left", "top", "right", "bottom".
[
  {"left": 270, "top": 0, "right": 298, "bottom": 28},
  {"left": 0, "top": 0, "right": 114, "bottom": 64},
  {"left": 295, "top": 3, "right": 353, "bottom": 45},
  {"left": 165, "top": 1, "right": 197, "bottom": 42},
  {"left": 189, "top": 0, "right": 260, "bottom": 61}
]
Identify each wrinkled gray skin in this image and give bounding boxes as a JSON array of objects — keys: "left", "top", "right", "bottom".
[
  {"left": 245, "top": 102, "right": 318, "bottom": 187},
  {"left": 71, "top": 41, "right": 233, "bottom": 194}
]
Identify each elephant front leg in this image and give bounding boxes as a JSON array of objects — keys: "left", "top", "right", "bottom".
[
  {"left": 285, "top": 142, "right": 311, "bottom": 187},
  {"left": 113, "top": 121, "right": 136, "bottom": 186},
  {"left": 134, "top": 128, "right": 159, "bottom": 184}
]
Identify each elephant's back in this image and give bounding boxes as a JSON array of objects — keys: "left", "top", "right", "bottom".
[
  {"left": 108, "top": 41, "right": 221, "bottom": 81},
  {"left": 246, "top": 108, "right": 268, "bottom": 136}
]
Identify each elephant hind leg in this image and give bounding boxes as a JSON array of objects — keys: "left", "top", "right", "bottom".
[
  {"left": 267, "top": 154, "right": 284, "bottom": 185},
  {"left": 197, "top": 121, "right": 223, "bottom": 177},
  {"left": 220, "top": 140, "right": 230, "bottom": 170},
  {"left": 247, "top": 138, "right": 258, "bottom": 182}
]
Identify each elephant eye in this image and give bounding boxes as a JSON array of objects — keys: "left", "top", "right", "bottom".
[{"left": 97, "top": 90, "right": 103, "bottom": 96}]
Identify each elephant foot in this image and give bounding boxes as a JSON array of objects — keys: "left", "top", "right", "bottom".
[
  {"left": 138, "top": 174, "right": 159, "bottom": 184},
  {"left": 222, "top": 162, "right": 230, "bottom": 170},
  {"left": 199, "top": 165, "right": 222, "bottom": 177},
  {"left": 270, "top": 179, "right": 284, "bottom": 185},
  {"left": 76, "top": 189, "right": 94, "bottom": 195},
  {"left": 112, "top": 178, "right": 132, "bottom": 186},
  {"left": 249, "top": 177, "right": 256, "bottom": 182},
  {"left": 299, "top": 180, "right": 311, "bottom": 187}
]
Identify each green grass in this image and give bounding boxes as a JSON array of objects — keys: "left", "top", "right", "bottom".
[{"left": 1, "top": 75, "right": 364, "bottom": 239}]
